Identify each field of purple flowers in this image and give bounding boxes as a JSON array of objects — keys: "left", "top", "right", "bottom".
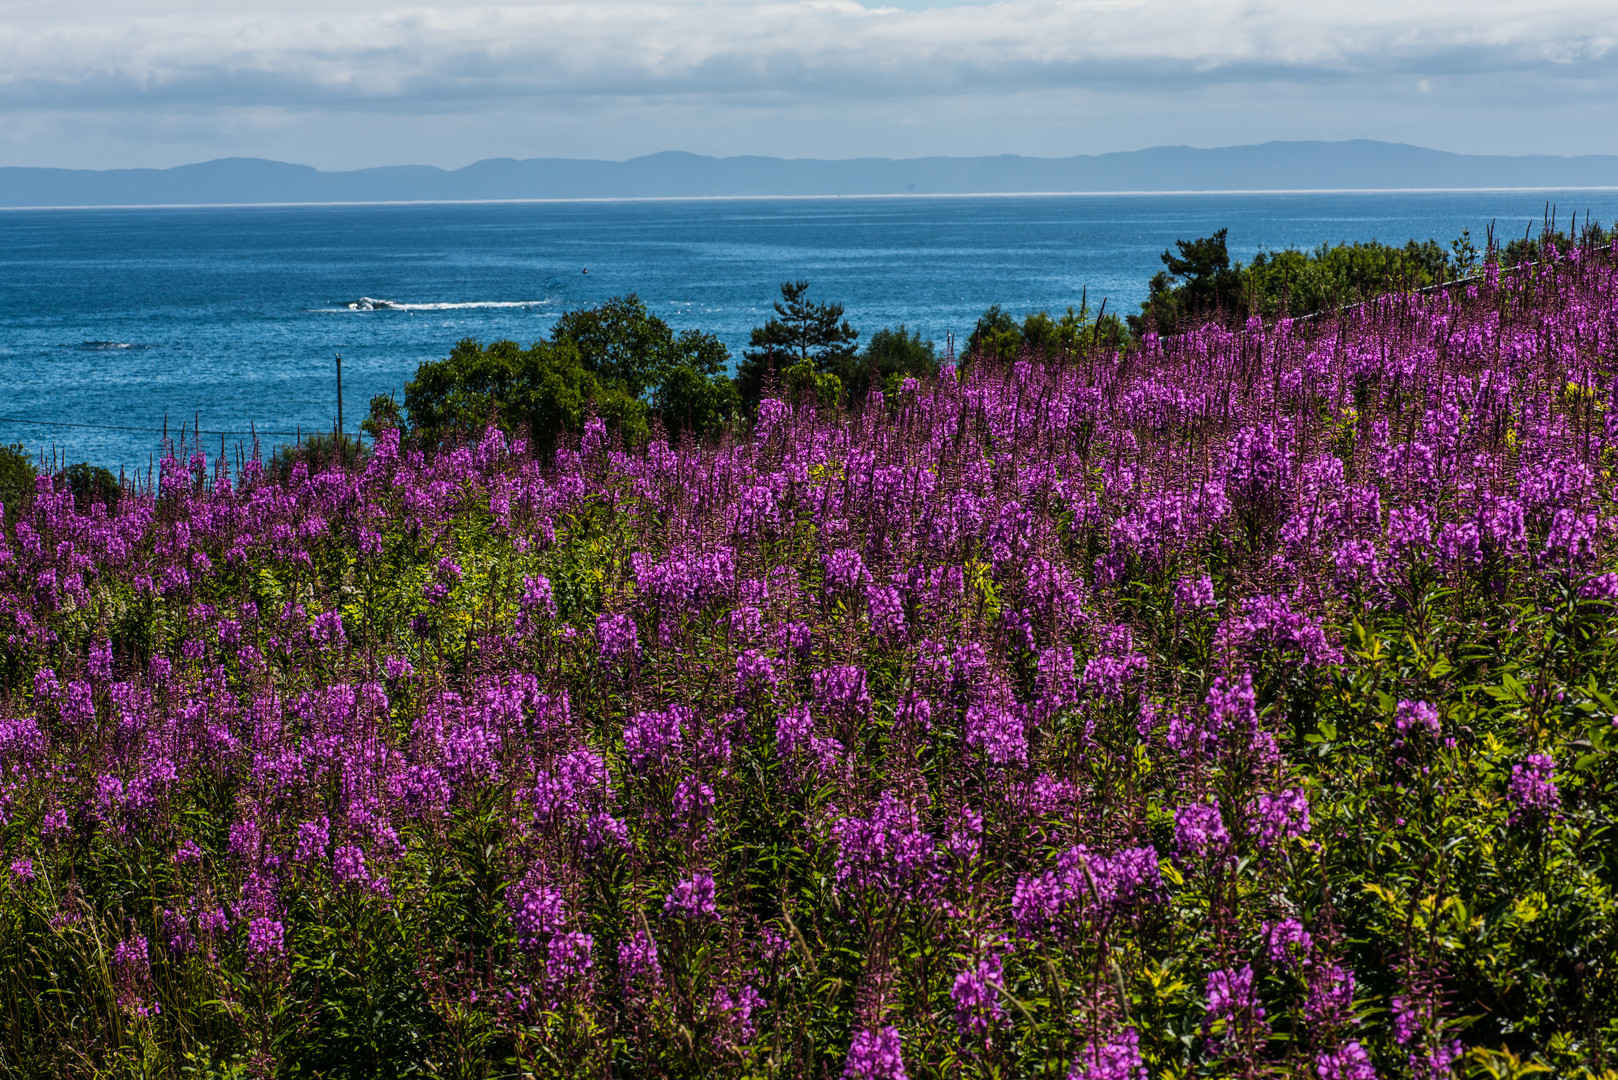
[{"left": 4, "top": 244, "right": 1618, "bottom": 1079}]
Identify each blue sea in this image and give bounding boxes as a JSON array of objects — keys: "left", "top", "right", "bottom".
[{"left": 3, "top": 190, "right": 1616, "bottom": 471}]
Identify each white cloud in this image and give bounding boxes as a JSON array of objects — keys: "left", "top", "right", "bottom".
[
  {"left": 0, "top": 0, "right": 1614, "bottom": 165},
  {"left": 4, "top": 1, "right": 1614, "bottom": 101}
]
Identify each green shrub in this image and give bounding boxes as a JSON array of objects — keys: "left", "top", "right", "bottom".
[{"left": 0, "top": 442, "right": 37, "bottom": 525}]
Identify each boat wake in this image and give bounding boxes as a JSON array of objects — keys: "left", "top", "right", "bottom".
[{"left": 342, "top": 297, "right": 551, "bottom": 312}]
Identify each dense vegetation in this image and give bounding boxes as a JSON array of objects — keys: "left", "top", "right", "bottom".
[
  {"left": 3, "top": 230, "right": 1618, "bottom": 1079},
  {"left": 1130, "top": 217, "right": 1614, "bottom": 334}
]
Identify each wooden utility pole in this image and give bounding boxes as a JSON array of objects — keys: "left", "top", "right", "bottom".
[{"left": 335, "top": 353, "right": 344, "bottom": 433}]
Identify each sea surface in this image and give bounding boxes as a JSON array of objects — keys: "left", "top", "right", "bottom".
[{"left": 3, "top": 190, "right": 1616, "bottom": 471}]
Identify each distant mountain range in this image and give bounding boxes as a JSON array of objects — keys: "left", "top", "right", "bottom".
[{"left": 3, "top": 141, "right": 1617, "bottom": 207}]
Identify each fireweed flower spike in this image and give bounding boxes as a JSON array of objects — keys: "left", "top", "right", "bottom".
[
  {"left": 843, "top": 1025, "right": 907, "bottom": 1080},
  {"left": 1068, "top": 1027, "right": 1148, "bottom": 1080},
  {"left": 1507, "top": 753, "right": 1560, "bottom": 824},
  {"left": 664, "top": 870, "right": 718, "bottom": 920},
  {"left": 950, "top": 952, "right": 1008, "bottom": 1037}
]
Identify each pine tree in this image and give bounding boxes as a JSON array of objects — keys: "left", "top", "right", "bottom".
[{"left": 737, "top": 281, "right": 859, "bottom": 410}]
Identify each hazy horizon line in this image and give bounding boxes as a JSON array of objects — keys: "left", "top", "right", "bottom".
[
  {"left": 10, "top": 138, "right": 1618, "bottom": 177},
  {"left": 6, "top": 185, "right": 1618, "bottom": 214}
]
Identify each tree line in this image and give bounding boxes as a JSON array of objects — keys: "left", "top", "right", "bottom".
[
  {"left": 383, "top": 214, "right": 1611, "bottom": 457},
  {"left": 3, "top": 212, "right": 1607, "bottom": 497}
]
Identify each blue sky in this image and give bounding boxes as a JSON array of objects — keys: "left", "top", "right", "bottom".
[{"left": 1, "top": 0, "right": 1614, "bottom": 169}]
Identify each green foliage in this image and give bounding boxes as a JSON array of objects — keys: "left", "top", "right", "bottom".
[
  {"left": 1128, "top": 229, "right": 1468, "bottom": 331},
  {"left": 1243, "top": 236, "right": 1451, "bottom": 319},
  {"left": 780, "top": 360, "right": 843, "bottom": 410},
  {"left": 403, "top": 296, "right": 729, "bottom": 454},
  {"left": 55, "top": 462, "right": 121, "bottom": 515},
  {"left": 268, "top": 431, "right": 368, "bottom": 483},
  {"left": 737, "top": 281, "right": 859, "bottom": 410},
  {"left": 403, "top": 337, "right": 649, "bottom": 455},
  {"left": 963, "top": 303, "right": 1021, "bottom": 367},
  {"left": 965, "top": 301, "right": 1128, "bottom": 368},
  {"left": 653, "top": 363, "right": 741, "bottom": 443},
  {"left": 1501, "top": 214, "right": 1614, "bottom": 268},
  {"left": 1452, "top": 227, "right": 1481, "bottom": 276},
  {"left": 361, "top": 393, "right": 402, "bottom": 439},
  {"left": 7, "top": 240, "right": 1618, "bottom": 1078},
  {"left": 0, "top": 442, "right": 38, "bottom": 525},
  {"left": 828, "top": 324, "right": 939, "bottom": 402},
  {"left": 551, "top": 293, "right": 728, "bottom": 401},
  {"left": 1130, "top": 227, "right": 1246, "bottom": 334}
]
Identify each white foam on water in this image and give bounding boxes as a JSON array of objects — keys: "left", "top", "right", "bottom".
[{"left": 340, "top": 297, "right": 553, "bottom": 312}]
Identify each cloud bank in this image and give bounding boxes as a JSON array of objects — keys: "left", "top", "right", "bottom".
[{"left": 1, "top": 0, "right": 1615, "bottom": 167}]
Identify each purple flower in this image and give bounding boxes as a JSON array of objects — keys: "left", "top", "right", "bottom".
[
  {"left": 1578, "top": 572, "right": 1618, "bottom": 601},
  {"left": 509, "top": 871, "right": 568, "bottom": 952},
  {"left": 1248, "top": 789, "right": 1311, "bottom": 851},
  {"left": 832, "top": 792, "right": 935, "bottom": 899},
  {"left": 711, "top": 983, "right": 766, "bottom": 1046},
  {"left": 161, "top": 908, "right": 196, "bottom": 957},
  {"left": 866, "top": 583, "right": 907, "bottom": 639},
  {"left": 1387, "top": 505, "right": 1435, "bottom": 563},
  {"left": 1395, "top": 700, "right": 1440, "bottom": 737},
  {"left": 1315, "top": 1041, "right": 1378, "bottom": 1080},
  {"left": 9, "top": 857, "right": 34, "bottom": 883},
  {"left": 309, "top": 609, "right": 346, "bottom": 647},
  {"left": 624, "top": 705, "right": 689, "bottom": 771},
  {"left": 582, "top": 812, "right": 632, "bottom": 854},
  {"left": 1262, "top": 918, "right": 1313, "bottom": 969},
  {"left": 842, "top": 1025, "right": 907, "bottom": 1080},
  {"left": 1508, "top": 753, "right": 1559, "bottom": 824},
  {"left": 1231, "top": 593, "right": 1341, "bottom": 668},
  {"left": 112, "top": 933, "right": 155, "bottom": 1015},
  {"left": 963, "top": 699, "right": 1027, "bottom": 768},
  {"left": 1068, "top": 1027, "right": 1148, "bottom": 1080},
  {"left": 664, "top": 870, "right": 718, "bottom": 920},
  {"left": 1390, "top": 992, "right": 1422, "bottom": 1046},
  {"left": 1306, "top": 963, "right": 1357, "bottom": 1030},
  {"left": 112, "top": 933, "right": 149, "bottom": 977},
  {"left": 519, "top": 574, "right": 558, "bottom": 623},
  {"left": 618, "top": 929, "right": 662, "bottom": 993},
  {"left": 951, "top": 953, "right": 1007, "bottom": 1037},
  {"left": 332, "top": 844, "right": 368, "bottom": 887},
  {"left": 1174, "top": 574, "right": 1216, "bottom": 612},
  {"left": 1206, "top": 964, "right": 1266, "bottom": 1040},
  {"left": 824, "top": 547, "right": 872, "bottom": 594},
  {"left": 1391, "top": 973, "right": 1461, "bottom": 1078},
  {"left": 812, "top": 664, "right": 872, "bottom": 719},
  {"left": 1083, "top": 625, "right": 1148, "bottom": 703},
  {"left": 596, "top": 612, "right": 640, "bottom": 666},
  {"left": 946, "top": 809, "right": 983, "bottom": 864},
  {"left": 631, "top": 547, "right": 737, "bottom": 613},
  {"left": 1225, "top": 423, "right": 1287, "bottom": 511},
  {"left": 1169, "top": 673, "right": 1276, "bottom": 766},
  {"left": 294, "top": 817, "right": 330, "bottom": 864},
  {"left": 246, "top": 917, "right": 286, "bottom": 974},
  {"left": 1174, "top": 802, "right": 1231, "bottom": 862},
  {"left": 735, "top": 649, "right": 778, "bottom": 697},
  {"left": 547, "top": 931, "right": 594, "bottom": 985},
  {"left": 776, "top": 703, "right": 815, "bottom": 757},
  {"left": 672, "top": 777, "right": 716, "bottom": 824},
  {"left": 1011, "top": 845, "right": 1164, "bottom": 939}
]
